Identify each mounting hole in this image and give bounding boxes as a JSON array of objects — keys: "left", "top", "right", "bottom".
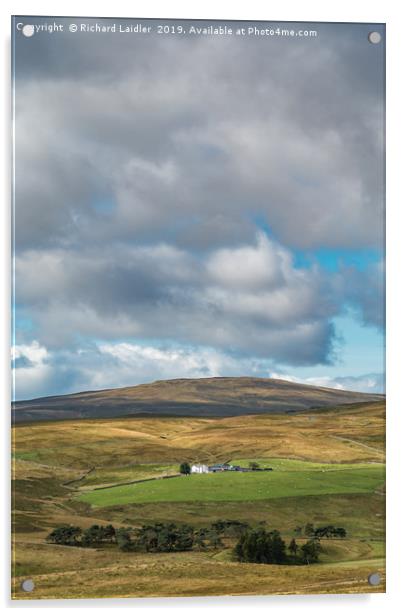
[
  {"left": 368, "top": 31, "right": 381, "bottom": 44},
  {"left": 22, "top": 24, "right": 35, "bottom": 37},
  {"left": 368, "top": 572, "right": 381, "bottom": 586},
  {"left": 21, "top": 579, "right": 35, "bottom": 592}
]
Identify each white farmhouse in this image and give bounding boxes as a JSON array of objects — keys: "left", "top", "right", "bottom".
[{"left": 191, "top": 464, "right": 209, "bottom": 474}]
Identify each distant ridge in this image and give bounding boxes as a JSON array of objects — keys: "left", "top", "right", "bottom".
[{"left": 12, "top": 377, "right": 384, "bottom": 424}]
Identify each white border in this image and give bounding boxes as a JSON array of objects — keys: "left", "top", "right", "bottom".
[{"left": 2, "top": 1, "right": 401, "bottom": 614}]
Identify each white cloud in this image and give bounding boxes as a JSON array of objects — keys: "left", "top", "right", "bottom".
[
  {"left": 14, "top": 233, "right": 338, "bottom": 365},
  {"left": 12, "top": 340, "right": 48, "bottom": 364},
  {"left": 12, "top": 341, "right": 52, "bottom": 400},
  {"left": 96, "top": 343, "right": 242, "bottom": 385},
  {"left": 11, "top": 340, "right": 384, "bottom": 400},
  {"left": 270, "top": 371, "right": 384, "bottom": 394},
  {"left": 206, "top": 233, "right": 287, "bottom": 289},
  {"left": 12, "top": 340, "right": 270, "bottom": 399},
  {"left": 270, "top": 372, "right": 345, "bottom": 390}
]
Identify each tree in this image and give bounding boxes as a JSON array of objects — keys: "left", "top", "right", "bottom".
[
  {"left": 301, "top": 539, "right": 321, "bottom": 564},
  {"left": 313, "top": 525, "right": 347, "bottom": 538},
  {"left": 304, "top": 523, "right": 315, "bottom": 537},
  {"left": 205, "top": 529, "right": 223, "bottom": 549},
  {"left": 210, "top": 519, "right": 225, "bottom": 534},
  {"left": 249, "top": 461, "right": 260, "bottom": 470},
  {"left": 288, "top": 538, "right": 298, "bottom": 556},
  {"left": 137, "top": 524, "right": 159, "bottom": 552},
  {"left": 47, "top": 524, "right": 118, "bottom": 549},
  {"left": 210, "top": 519, "right": 249, "bottom": 537},
  {"left": 132, "top": 522, "right": 195, "bottom": 553},
  {"left": 294, "top": 525, "right": 302, "bottom": 536},
  {"left": 81, "top": 525, "right": 100, "bottom": 547},
  {"left": 116, "top": 528, "right": 133, "bottom": 552},
  {"left": 46, "top": 525, "right": 82, "bottom": 546},
  {"left": 176, "top": 524, "right": 195, "bottom": 551},
  {"left": 179, "top": 462, "right": 191, "bottom": 475},
  {"left": 81, "top": 524, "right": 116, "bottom": 547},
  {"left": 104, "top": 524, "right": 117, "bottom": 543},
  {"left": 194, "top": 529, "right": 207, "bottom": 550},
  {"left": 235, "top": 528, "right": 287, "bottom": 564}
]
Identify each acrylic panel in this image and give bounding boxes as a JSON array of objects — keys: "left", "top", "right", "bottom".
[{"left": 11, "top": 16, "right": 385, "bottom": 599}]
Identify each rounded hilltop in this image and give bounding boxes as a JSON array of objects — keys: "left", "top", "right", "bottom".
[{"left": 12, "top": 376, "right": 384, "bottom": 423}]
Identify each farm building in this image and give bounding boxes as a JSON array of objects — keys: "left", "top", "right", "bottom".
[
  {"left": 208, "top": 463, "right": 232, "bottom": 472},
  {"left": 191, "top": 464, "right": 209, "bottom": 474},
  {"left": 207, "top": 463, "right": 273, "bottom": 472},
  {"left": 190, "top": 462, "right": 274, "bottom": 474}
]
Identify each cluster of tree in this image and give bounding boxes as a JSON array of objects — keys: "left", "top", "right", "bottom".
[
  {"left": 235, "top": 528, "right": 287, "bottom": 564},
  {"left": 210, "top": 519, "right": 250, "bottom": 537},
  {"left": 81, "top": 524, "right": 116, "bottom": 546},
  {"left": 235, "top": 528, "right": 324, "bottom": 565},
  {"left": 288, "top": 537, "right": 322, "bottom": 564},
  {"left": 46, "top": 524, "right": 116, "bottom": 547},
  {"left": 294, "top": 523, "right": 346, "bottom": 539},
  {"left": 118, "top": 519, "right": 252, "bottom": 552},
  {"left": 46, "top": 525, "right": 82, "bottom": 546},
  {"left": 117, "top": 523, "right": 195, "bottom": 553}
]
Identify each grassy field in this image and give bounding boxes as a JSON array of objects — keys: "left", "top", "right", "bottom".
[
  {"left": 12, "top": 546, "right": 385, "bottom": 599},
  {"left": 12, "top": 401, "right": 385, "bottom": 469},
  {"left": 12, "top": 401, "right": 385, "bottom": 599},
  {"left": 77, "top": 463, "right": 385, "bottom": 508}
]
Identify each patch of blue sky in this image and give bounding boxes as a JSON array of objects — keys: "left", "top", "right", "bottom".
[
  {"left": 293, "top": 247, "right": 383, "bottom": 273},
  {"left": 332, "top": 313, "right": 384, "bottom": 372},
  {"left": 13, "top": 306, "right": 34, "bottom": 334},
  {"left": 250, "top": 213, "right": 382, "bottom": 273},
  {"left": 249, "top": 213, "right": 274, "bottom": 238}
]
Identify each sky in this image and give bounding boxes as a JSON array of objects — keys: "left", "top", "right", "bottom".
[{"left": 12, "top": 18, "right": 385, "bottom": 400}]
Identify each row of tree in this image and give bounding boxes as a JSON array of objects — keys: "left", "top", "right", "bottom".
[
  {"left": 46, "top": 520, "right": 344, "bottom": 565},
  {"left": 46, "top": 519, "right": 248, "bottom": 552}
]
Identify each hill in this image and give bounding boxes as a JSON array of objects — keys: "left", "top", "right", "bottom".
[
  {"left": 12, "top": 401, "right": 385, "bottom": 598},
  {"left": 12, "top": 376, "right": 384, "bottom": 423}
]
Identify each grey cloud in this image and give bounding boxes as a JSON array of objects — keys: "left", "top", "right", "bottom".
[
  {"left": 14, "top": 19, "right": 384, "bottom": 252},
  {"left": 15, "top": 234, "right": 339, "bottom": 365},
  {"left": 12, "top": 19, "right": 385, "bottom": 395},
  {"left": 344, "top": 262, "right": 385, "bottom": 329},
  {"left": 331, "top": 261, "right": 384, "bottom": 329}
]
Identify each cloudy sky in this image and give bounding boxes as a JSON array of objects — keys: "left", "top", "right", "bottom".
[{"left": 12, "top": 18, "right": 385, "bottom": 400}]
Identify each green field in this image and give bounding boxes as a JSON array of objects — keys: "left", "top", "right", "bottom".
[
  {"left": 230, "top": 457, "right": 380, "bottom": 471},
  {"left": 77, "top": 462, "right": 385, "bottom": 508}
]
